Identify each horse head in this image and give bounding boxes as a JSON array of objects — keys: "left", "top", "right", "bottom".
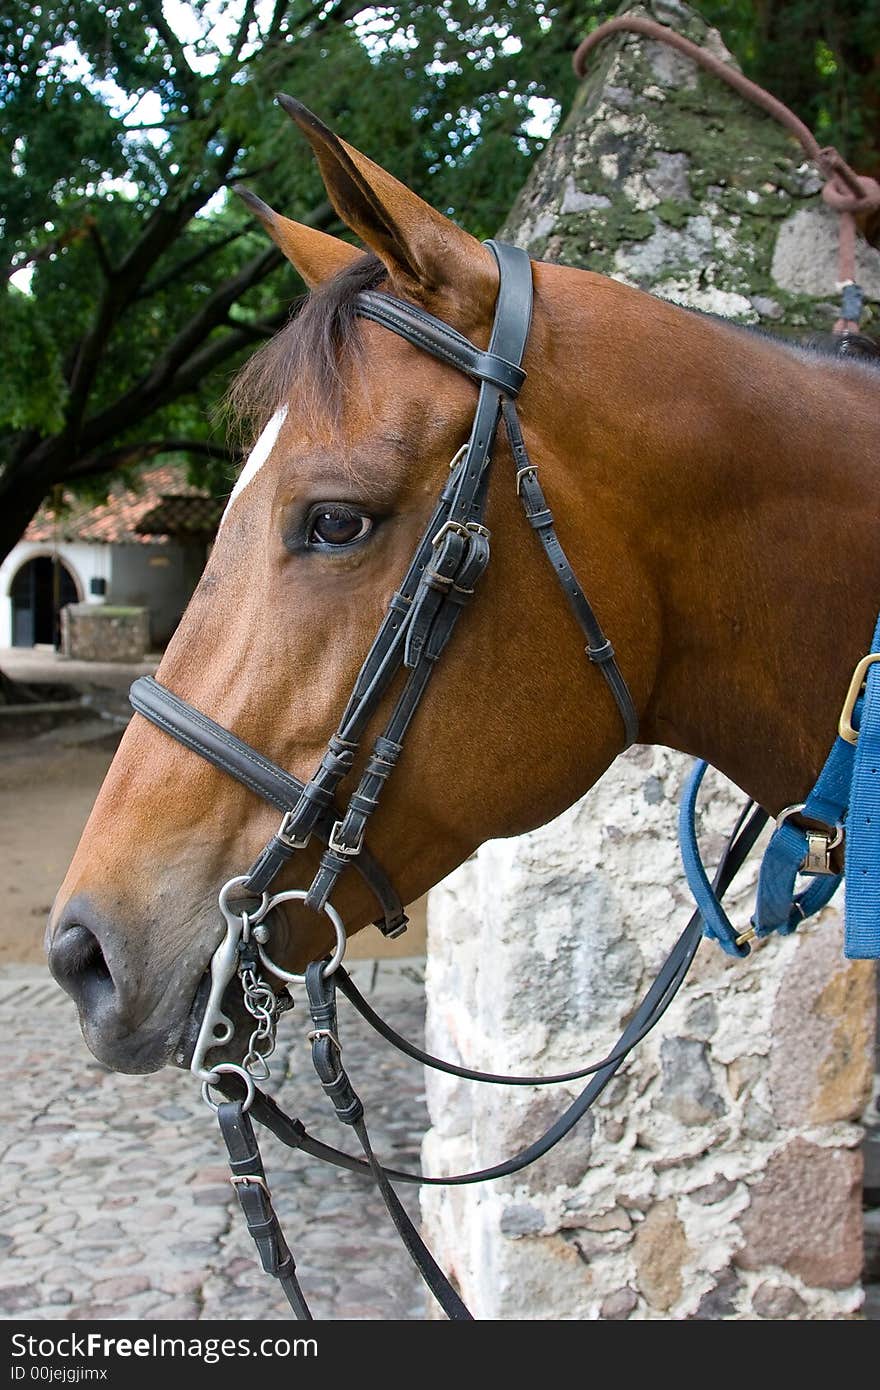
[
  {"left": 47, "top": 101, "right": 655, "bottom": 1072},
  {"left": 48, "top": 98, "right": 880, "bottom": 1079}
]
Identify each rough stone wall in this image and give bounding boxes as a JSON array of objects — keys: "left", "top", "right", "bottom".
[
  {"left": 501, "top": 0, "right": 880, "bottom": 329},
  {"left": 422, "top": 1, "right": 878, "bottom": 1320},
  {"left": 61, "top": 604, "right": 149, "bottom": 662}
]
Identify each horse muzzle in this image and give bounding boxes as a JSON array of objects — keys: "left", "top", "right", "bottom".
[{"left": 46, "top": 892, "right": 212, "bottom": 1074}]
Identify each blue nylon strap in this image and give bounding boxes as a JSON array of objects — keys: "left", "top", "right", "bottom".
[
  {"left": 680, "top": 751, "right": 845, "bottom": 957},
  {"left": 753, "top": 821, "right": 841, "bottom": 936},
  {"left": 681, "top": 609, "right": 880, "bottom": 961},
  {"left": 679, "top": 761, "right": 750, "bottom": 957},
  {"left": 752, "top": 822, "right": 808, "bottom": 937},
  {"left": 752, "top": 729, "right": 852, "bottom": 936},
  {"left": 843, "top": 614, "right": 880, "bottom": 958}
]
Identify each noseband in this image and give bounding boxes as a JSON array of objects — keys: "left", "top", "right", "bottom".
[{"left": 131, "top": 241, "right": 637, "bottom": 935}]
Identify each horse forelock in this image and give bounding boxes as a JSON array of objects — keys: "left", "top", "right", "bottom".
[{"left": 225, "top": 250, "right": 386, "bottom": 454}]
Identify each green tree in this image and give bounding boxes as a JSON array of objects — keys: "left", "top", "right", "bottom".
[
  {"left": 696, "top": 0, "right": 880, "bottom": 181},
  {"left": 2, "top": 0, "right": 878, "bottom": 571},
  {"left": 0, "top": 0, "right": 582, "bottom": 564}
]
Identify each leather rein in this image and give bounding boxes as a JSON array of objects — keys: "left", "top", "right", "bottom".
[{"left": 126, "top": 241, "right": 757, "bottom": 1320}]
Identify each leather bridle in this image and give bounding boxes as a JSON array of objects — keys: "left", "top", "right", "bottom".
[
  {"left": 124, "top": 242, "right": 756, "bottom": 1321},
  {"left": 130, "top": 240, "right": 636, "bottom": 937}
]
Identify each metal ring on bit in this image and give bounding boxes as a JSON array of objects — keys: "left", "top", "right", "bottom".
[
  {"left": 201, "top": 1063, "right": 257, "bottom": 1113},
  {"left": 217, "top": 874, "right": 270, "bottom": 923},
  {"left": 253, "top": 888, "right": 347, "bottom": 984}
]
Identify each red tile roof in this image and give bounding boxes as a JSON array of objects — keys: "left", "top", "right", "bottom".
[
  {"left": 23, "top": 465, "right": 216, "bottom": 546},
  {"left": 136, "top": 494, "right": 225, "bottom": 538}
]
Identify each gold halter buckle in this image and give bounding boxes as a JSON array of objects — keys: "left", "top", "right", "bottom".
[{"left": 838, "top": 652, "right": 880, "bottom": 744}]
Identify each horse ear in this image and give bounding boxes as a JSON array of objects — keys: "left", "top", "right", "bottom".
[
  {"left": 275, "top": 95, "right": 496, "bottom": 312},
  {"left": 235, "top": 186, "right": 362, "bottom": 288}
]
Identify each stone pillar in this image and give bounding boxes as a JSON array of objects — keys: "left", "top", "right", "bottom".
[{"left": 422, "top": 0, "right": 878, "bottom": 1320}]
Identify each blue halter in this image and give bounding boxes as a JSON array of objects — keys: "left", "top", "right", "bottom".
[{"left": 680, "top": 611, "right": 880, "bottom": 960}]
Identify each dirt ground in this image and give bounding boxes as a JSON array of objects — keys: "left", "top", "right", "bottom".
[
  {"left": 0, "top": 738, "right": 120, "bottom": 965},
  {"left": 0, "top": 648, "right": 426, "bottom": 967}
]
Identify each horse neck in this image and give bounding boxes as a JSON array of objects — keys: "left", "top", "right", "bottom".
[{"left": 530, "top": 261, "right": 880, "bottom": 813}]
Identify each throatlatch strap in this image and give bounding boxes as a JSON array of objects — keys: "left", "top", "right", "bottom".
[{"left": 501, "top": 397, "right": 638, "bottom": 747}]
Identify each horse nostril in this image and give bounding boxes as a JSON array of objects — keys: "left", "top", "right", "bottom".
[
  {"left": 47, "top": 899, "right": 183, "bottom": 1073},
  {"left": 49, "top": 920, "right": 116, "bottom": 1012},
  {"left": 53, "top": 923, "right": 108, "bottom": 978}
]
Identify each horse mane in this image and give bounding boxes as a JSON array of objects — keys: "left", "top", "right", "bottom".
[
  {"left": 226, "top": 251, "right": 385, "bottom": 448},
  {"left": 677, "top": 300, "right": 880, "bottom": 379},
  {"left": 775, "top": 330, "right": 880, "bottom": 377},
  {"left": 227, "top": 249, "right": 879, "bottom": 455}
]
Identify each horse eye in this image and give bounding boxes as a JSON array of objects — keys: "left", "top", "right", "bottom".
[{"left": 307, "top": 505, "right": 373, "bottom": 548}]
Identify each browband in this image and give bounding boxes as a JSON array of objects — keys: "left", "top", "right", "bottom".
[{"left": 355, "top": 290, "right": 527, "bottom": 397}]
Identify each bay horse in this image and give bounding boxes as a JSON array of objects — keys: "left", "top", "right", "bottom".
[{"left": 47, "top": 99, "right": 880, "bottom": 1082}]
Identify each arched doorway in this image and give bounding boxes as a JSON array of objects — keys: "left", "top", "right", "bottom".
[{"left": 10, "top": 556, "right": 79, "bottom": 647}]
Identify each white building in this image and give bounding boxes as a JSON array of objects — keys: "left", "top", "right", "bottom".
[{"left": 1, "top": 466, "right": 221, "bottom": 651}]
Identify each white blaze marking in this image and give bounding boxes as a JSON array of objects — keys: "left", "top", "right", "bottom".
[{"left": 220, "top": 406, "right": 288, "bottom": 526}]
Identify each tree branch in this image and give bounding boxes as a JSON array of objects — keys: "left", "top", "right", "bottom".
[
  {"left": 77, "top": 301, "right": 290, "bottom": 452},
  {"left": 113, "top": 167, "right": 231, "bottom": 291},
  {"left": 231, "top": 0, "right": 257, "bottom": 61},
  {"left": 310, "top": 0, "right": 370, "bottom": 38},
  {"left": 88, "top": 222, "right": 115, "bottom": 280},
  {"left": 67, "top": 437, "right": 240, "bottom": 482},
  {"left": 136, "top": 228, "right": 247, "bottom": 300},
  {"left": 64, "top": 176, "right": 237, "bottom": 438},
  {"left": 4, "top": 221, "right": 96, "bottom": 283},
  {"left": 140, "top": 0, "right": 202, "bottom": 113},
  {"left": 97, "top": 196, "right": 329, "bottom": 423},
  {"left": 223, "top": 314, "right": 287, "bottom": 342},
  {"left": 220, "top": 160, "right": 277, "bottom": 187},
  {"left": 120, "top": 117, "right": 191, "bottom": 132},
  {"left": 145, "top": 306, "right": 291, "bottom": 404},
  {"left": 136, "top": 243, "right": 284, "bottom": 392},
  {"left": 266, "top": 0, "right": 289, "bottom": 43},
  {"left": 72, "top": 191, "right": 334, "bottom": 452}
]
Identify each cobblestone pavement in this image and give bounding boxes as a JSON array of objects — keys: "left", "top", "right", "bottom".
[
  {"left": 0, "top": 959, "right": 429, "bottom": 1322},
  {"left": 3, "top": 953, "right": 877, "bottom": 1322}
]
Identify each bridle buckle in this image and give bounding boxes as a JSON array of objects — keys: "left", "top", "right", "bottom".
[
  {"left": 775, "top": 802, "right": 844, "bottom": 875},
  {"left": 328, "top": 819, "right": 365, "bottom": 857},
  {"left": 431, "top": 518, "right": 490, "bottom": 548},
  {"left": 276, "top": 809, "right": 310, "bottom": 850},
  {"left": 230, "top": 1173, "right": 271, "bottom": 1198},
  {"left": 307, "top": 1027, "right": 342, "bottom": 1054},
  {"left": 803, "top": 828, "right": 844, "bottom": 875},
  {"left": 431, "top": 518, "right": 471, "bottom": 547},
  {"left": 515, "top": 465, "right": 537, "bottom": 494}
]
